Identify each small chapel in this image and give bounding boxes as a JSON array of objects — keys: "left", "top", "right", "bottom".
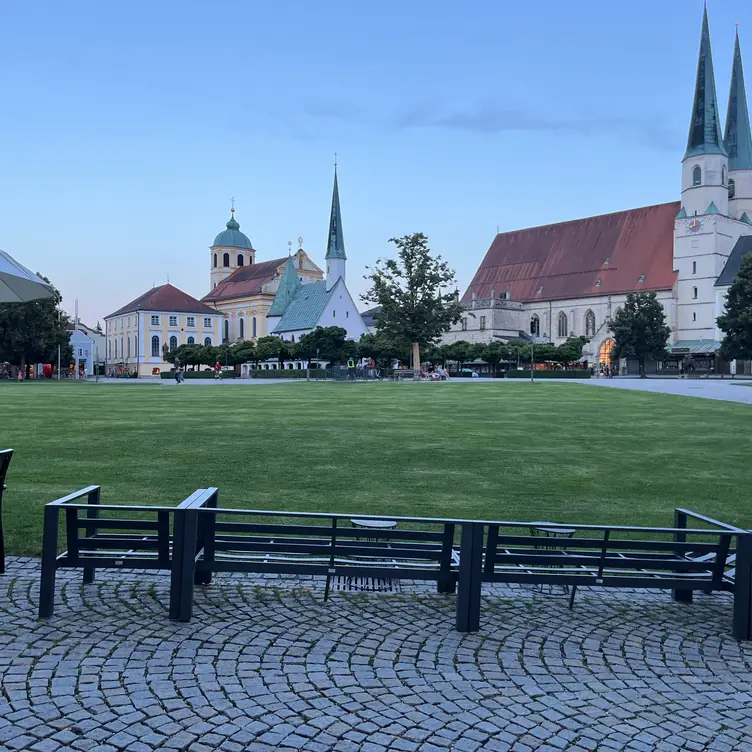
[{"left": 201, "top": 168, "right": 367, "bottom": 344}]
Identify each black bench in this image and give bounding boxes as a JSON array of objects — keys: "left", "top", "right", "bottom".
[
  {"left": 0, "top": 449, "right": 13, "bottom": 575},
  {"left": 38, "top": 486, "right": 217, "bottom": 619},
  {"left": 465, "top": 509, "right": 751, "bottom": 639},
  {"left": 171, "top": 493, "right": 459, "bottom": 622}
]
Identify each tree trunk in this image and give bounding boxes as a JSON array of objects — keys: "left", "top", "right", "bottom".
[
  {"left": 639, "top": 357, "right": 646, "bottom": 379},
  {"left": 411, "top": 342, "right": 420, "bottom": 379}
]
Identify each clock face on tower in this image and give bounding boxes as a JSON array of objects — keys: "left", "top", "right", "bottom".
[{"left": 688, "top": 217, "right": 703, "bottom": 233}]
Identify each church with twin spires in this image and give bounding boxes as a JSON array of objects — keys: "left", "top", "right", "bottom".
[{"left": 447, "top": 7, "right": 752, "bottom": 373}]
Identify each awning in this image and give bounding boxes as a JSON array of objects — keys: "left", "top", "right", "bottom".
[{"left": 665, "top": 340, "right": 722, "bottom": 355}]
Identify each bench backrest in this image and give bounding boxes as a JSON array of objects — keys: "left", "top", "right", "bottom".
[{"left": 189, "top": 495, "right": 457, "bottom": 582}]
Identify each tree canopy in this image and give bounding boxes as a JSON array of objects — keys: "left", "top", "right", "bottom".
[
  {"left": 609, "top": 292, "right": 670, "bottom": 377},
  {"left": 362, "top": 233, "right": 464, "bottom": 369},
  {"left": 293, "top": 326, "right": 349, "bottom": 363},
  {"left": 717, "top": 253, "right": 752, "bottom": 360}
]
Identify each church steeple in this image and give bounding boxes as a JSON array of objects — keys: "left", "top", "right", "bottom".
[
  {"left": 685, "top": 5, "right": 727, "bottom": 159},
  {"left": 268, "top": 255, "right": 302, "bottom": 318},
  {"left": 725, "top": 29, "right": 752, "bottom": 172},
  {"left": 325, "top": 163, "right": 347, "bottom": 290}
]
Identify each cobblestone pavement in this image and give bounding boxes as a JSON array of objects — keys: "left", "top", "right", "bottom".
[{"left": 2, "top": 560, "right": 752, "bottom": 752}]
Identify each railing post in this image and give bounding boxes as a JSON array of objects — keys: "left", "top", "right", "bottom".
[
  {"left": 169, "top": 508, "right": 186, "bottom": 621},
  {"left": 39, "top": 505, "right": 60, "bottom": 618},
  {"left": 732, "top": 533, "right": 752, "bottom": 641},
  {"left": 178, "top": 508, "right": 199, "bottom": 622},
  {"left": 484, "top": 525, "right": 499, "bottom": 577},
  {"left": 437, "top": 523, "right": 456, "bottom": 594},
  {"left": 456, "top": 522, "right": 483, "bottom": 633},
  {"left": 195, "top": 489, "right": 217, "bottom": 586},
  {"left": 672, "top": 509, "right": 692, "bottom": 603},
  {"left": 83, "top": 487, "right": 100, "bottom": 584}
]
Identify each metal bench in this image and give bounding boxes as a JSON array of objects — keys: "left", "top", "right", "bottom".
[
  {"left": 171, "top": 494, "right": 459, "bottom": 622},
  {"left": 464, "top": 509, "right": 751, "bottom": 639},
  {"left": 38, "top": 486, "right": 217, "bottom": 619},
  {"left": 0, "top": 449, "right": 13, "bottom": 575}
]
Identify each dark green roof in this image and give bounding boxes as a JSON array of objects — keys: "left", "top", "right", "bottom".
[
  {"left": 325, "top": 168, "right": 346, "bottom": 260},
  {"left": 268, "top": 257, "right": 302, "bottom": 317},
  {"left": 685, "top": 7, "right": 727, "bottom": 159},
  {"left": 725, "top": 31, "right": 752, "bottom": 171},
  {"left": 715, "top": 235, "right": 752, "bottom": 286},
  {"left": 272, "top": 281, "right": 335, "bottom": 333},
  {"left": 213, "top": 213, "right": 253, "bottom": 249}
]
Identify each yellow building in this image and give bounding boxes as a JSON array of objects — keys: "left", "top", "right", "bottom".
[
  {"left": 201, "top": 209, "right": 324, "bottom": 342},
  {"left": 104, "top": 284, "right": 223, "bottom": 377}
]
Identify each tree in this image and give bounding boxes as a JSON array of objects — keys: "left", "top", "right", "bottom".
[
  {"left": 442, "top": 340, "right": 473, "bottom": 370},
  {"left": 232, "top": 342, "right": 256, "bottom": 366},
  {"left": 609, "top": 292, "right": 670, "bottom": 378},
  {"left": 717, "top": 253, "right": 752, "bottom": 360},
  {"left": 255, "top": 336, "right": 282, "bottom": 365},
  {"left": 362, "top": 233, "right": 464, "bottom": 375},
  {"left": 294, "top": 327, "right": 349, "bottom": 364},
  {"left": 555, "top": 336, "right": 588, "bottom": 366},
  {"left": 0, "top": 279, "right": 73, "bottom": 376},
  {"left": 479, "top": 342, "right": 510, "bottom": 376}
]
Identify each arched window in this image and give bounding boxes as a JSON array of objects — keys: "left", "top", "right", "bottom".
[
  {"left": 120, "top": 337, "right": 123, "bottom": 360},
  {"left": 223, "top": 252, "right": 230, "bottom": 267},
  {"left": 585, "top": 310, "right": 596, "bottom": 337},
  {"left": 252, "top": 317, "right": 257, "bottom": 338},
  {"left": 729, "top": 178, "right": 736, "bottom": 199},
  {"left": 693, "top": 312, "right": 697, "bottom": 322},
  {"left": 692, "top": 261, "right": 697, "bottom": 274},
  {"left": 213, "top": 253, "right": 217, "bottom": 268},
  {"left": 114, "top": 339, "right": 118, "bottom": 359},
  {"left": 187, "top": 336, "right": 195, "bottom": 345},
  {"left": 530, "top": 315, "right": 540, "bottom": 336},
  {"left": 204, "top": 337, "right": 211, "bottom": 346},
  {"left": 135, "top": 335, "right": 138, "bottom": 355},
  {"left": 169, "top": 336, "right": 178, "bottom": 352},
  {"left": 557, "top": 312, "right": 568, "bottom": 338},
  {"left": 722, "top": 166, "right": 727, "bottom": 186},
  {"left": 239, "top": 318, "right": 244, "bottom": 339},
  {"left": 151, "top": 335, "right": 160, "bottom": 357},
  {"left": 237, "top": 254, "right": 244, "bottom": 267},
  {"left": 693, "top": 165, "right": 702, "bottom": 186},
  {"left": 127, "top": 337, "right": 131, "bottom": 358},
  {"left": 291, "top": 334, "right": 295, "bottom": 343},
  {"left": 223, "top": 319, "right": 229, "bottom": 342},
  {"left": 599, "top": 338, "right": 615, "bottom": 365},
  {"left": 692, "top": 286, "right": 698, "bottom": 299}
]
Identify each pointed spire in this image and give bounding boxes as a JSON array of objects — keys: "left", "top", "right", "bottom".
[
  {"left": 724, "top": 28, "right": 752, "bottom": 171},
  {"left": 685, "top": 6, "right": 727, "bottom": 158},
  {"left": 268, "top": 256, "right": 302, "bottom": 317},
  {"left": 705, "top": 200, "right": 721, "bottom": 215},
  {"left": 676, "top": 206, "right": 688, "bottom": 219},
  {"left": 325, "top": 163, "right": 346, "bottom": 260},
  {"left": 741, "top": 212, "right": 752, "bottom": 225}
]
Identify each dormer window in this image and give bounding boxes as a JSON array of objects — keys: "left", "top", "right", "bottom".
[
  {"left": 638, "top": 274, "right": 645, "bottom": 282},
  {"left": 595, "top": 279, "right": 601, "bottom": 287},
  {"left": 603, "top": 257, "right": 610, "bottom": 265},
  {"left": 693, "top": 165, "right": 702, "bottom": 186},
  {"left": 537, "top": 286, "right": 543, "bottom": 294},
  {"left": 722, "top": 166, "right": 727, "bottom": 186},
  {"left": 729, "top": 179, "right": 736, "bottom": 199}
]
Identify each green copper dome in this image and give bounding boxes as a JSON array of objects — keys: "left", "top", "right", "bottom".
[{"left": 213, "top": 212, "right": 253, "bottom": 249}]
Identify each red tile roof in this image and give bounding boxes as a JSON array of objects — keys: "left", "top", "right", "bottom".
[
  {"left": 463, "top": 202, "right": 680, "bottom": 303},
  {"left": 107, "top": 284, "right": 219, "bottom": 318},
  {"left": 202, "top": 258, "right": 287, "bottom": 303}
]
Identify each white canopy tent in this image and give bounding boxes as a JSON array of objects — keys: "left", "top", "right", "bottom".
[{"left": 0, "top": 249, "right": 54, "bottom": 303}]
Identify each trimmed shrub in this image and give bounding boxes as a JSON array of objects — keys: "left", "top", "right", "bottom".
[
  {"left": 250, "top": 368, "right": 328, "bottom": 379},
  {"left": 505, "top": 369, "right": 591, "bottom": 379},
  {"left": 160, "top": 370, "right": 238, "bottom": 379}
]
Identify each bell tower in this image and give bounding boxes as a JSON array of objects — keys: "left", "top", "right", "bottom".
[{"left": 209, "top": 204, "right": 256, "bottom": 290}]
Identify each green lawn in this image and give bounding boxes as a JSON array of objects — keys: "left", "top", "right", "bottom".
[{"left": 1, "top": 381, "right": 751, "bottom": 555}]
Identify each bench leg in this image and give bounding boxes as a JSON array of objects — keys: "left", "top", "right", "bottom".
[
  {"left": 178, "top": 509, "right": 199, "bottom": 622},
  {"left": 568, "top": 585, "right": 577, "bottom": 610},
  {"left": 456, "top": 522, "right": 483, "bottom": 633},
  {"left": 39, "top": 506, "right": 60, "bottom": 618}
]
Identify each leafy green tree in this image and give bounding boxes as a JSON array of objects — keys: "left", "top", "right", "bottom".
[
  {"left": 717, "top": 253, "right": 752, "bottom": 360},
  {"left": 609, "top": 292, "right": 670, "bottom": 378},
  {"left": 233, "top": 342, "right": 257, "bottom": 366},
  {"left": 555, "top": 336, "right": 588, "bottom": 366},
  {"left": 362, "top": 233, "right": 464, "bottom": 374},
  {"left": 442, "top": 340, "right": 473, "bottom": 370},
  {"left": 0, "top": 280, "right": 73, "bottom": 376},
  {"left": 479, "top": 342, "right": 510, "bottom": 376},
  {"left": 255, "top": 336, "right": 282, "bottom": 364},
  {"left": 356, "top": 332, "right": 410, "bottom": 367},
  {"left": 294, "top": 327, "right": 348, "bottom": 364}
]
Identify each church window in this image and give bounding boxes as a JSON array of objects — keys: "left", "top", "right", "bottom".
[
  {"left": 333, "top": 310, "right": 336, "bottom": 318},
  {"left": 108, "top": 340, "right": 111, "bottom": 359},
  {"left": 213, "top": 253, "right": 217, "bottom": 268},
  {"left": 480, "top": 316, "right": 486, "bottom": 331},
  {"left": 169, "top": 315, "right": 178, "bottom": 327},
  {"left": 252, "top": 317, "right": 257, "bottom": 338},
  {"left": 187, "top": 317, "right": 195, "bottom": 327},
  {"left": 151, "top": 336, "right": 160, "bottom": 357},
  {"left": 729, "top": 179, "right": 736, "bottom": 199},
  {"left": 114, "top": 339, "right": 118, "bottom": 359},
  {"left": 693, "top": 165, "right": 702, "bottom": 186},
  {"left": 530, "top": 315, "right": 540, "bottom": 336},
  {"left": 461, "top": 318, "right": 468, "bottom": 331},
  {"left": 120, "top": 337, "right": 123, "bottom": 359},
  {"left": 557, "top": 312, "right": 568, "bottom": 338},
  {"left": 692, "top": 286, "right": 698, "bottom": 299},
  {"left": 237, "top": 254, "right": 244, "bottom": 267},
  {"left": 722, "top": 166, "right": 727, "bottom": 185},
  {"left": 239, "top": 318, "right": 244, "bottom": 339},
  {"left": 203, "top": 317, "right": 212, "bottom": 328},
  {"left": 346, "top": 311, "right": 349, "bottom": 318},
  {"left": 187, "top": 336, "right": 194, "bottom": 345},
  {"left": 693, "top": 312, "right": 697, "bottom": 321},
  {"left": 127, "top": 337, "right": 130, "bottom": 358},
  {"left": 169, "top": 336, "right": 178, "bottom": 352},
  {"left": 204, "top": 337, "right": 211, "bottom": 346},
  {"left": 223, "top": 252, "right": 230, "bottom": 267},
  {"left": 150, "top": 315, "right": 159, "bottom": 326},
  {"left": 692, "top": 261, "right": 697, "bottom": 274},
  {"left": 135, "top": 335, "right": 138, "bottom": 354},
  {"left": 290, "top": 334, "right": 295, "bottom": 343},
  {"left": 223, "top": 319, "right": 229, "bottom": 342},
  {"left": 585, "top": 310, "right": 596, "bottom": 337}
]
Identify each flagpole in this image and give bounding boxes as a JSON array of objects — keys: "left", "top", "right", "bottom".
[
  {"left": 74, "top": 299, "right": 79, "bottom": 379},
  {"left": 57, "top": 307, "right": 61, "bottom": 380}
]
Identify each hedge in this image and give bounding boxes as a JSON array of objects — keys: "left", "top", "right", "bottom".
[
  {"left": 250, "top": 368, "right": 328, "bottom": 379},
  {"left": 505, "top": 369, "right": 591, "bottom": 379},
  {"left": 160, "top": 370, "right": 238, "bottom": 379}
]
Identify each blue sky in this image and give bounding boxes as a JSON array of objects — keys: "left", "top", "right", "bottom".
[{"left": 1, "top": 0, "right": 751, "bottom": 325}]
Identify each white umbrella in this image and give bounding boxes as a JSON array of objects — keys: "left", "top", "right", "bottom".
[{"left": 0, "top": 249, "right": 55, "bottom": 303}]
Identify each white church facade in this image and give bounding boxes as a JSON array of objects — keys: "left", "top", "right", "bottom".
[{"left": 447, "top": 8, "right": 752, "bottom": 374}]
